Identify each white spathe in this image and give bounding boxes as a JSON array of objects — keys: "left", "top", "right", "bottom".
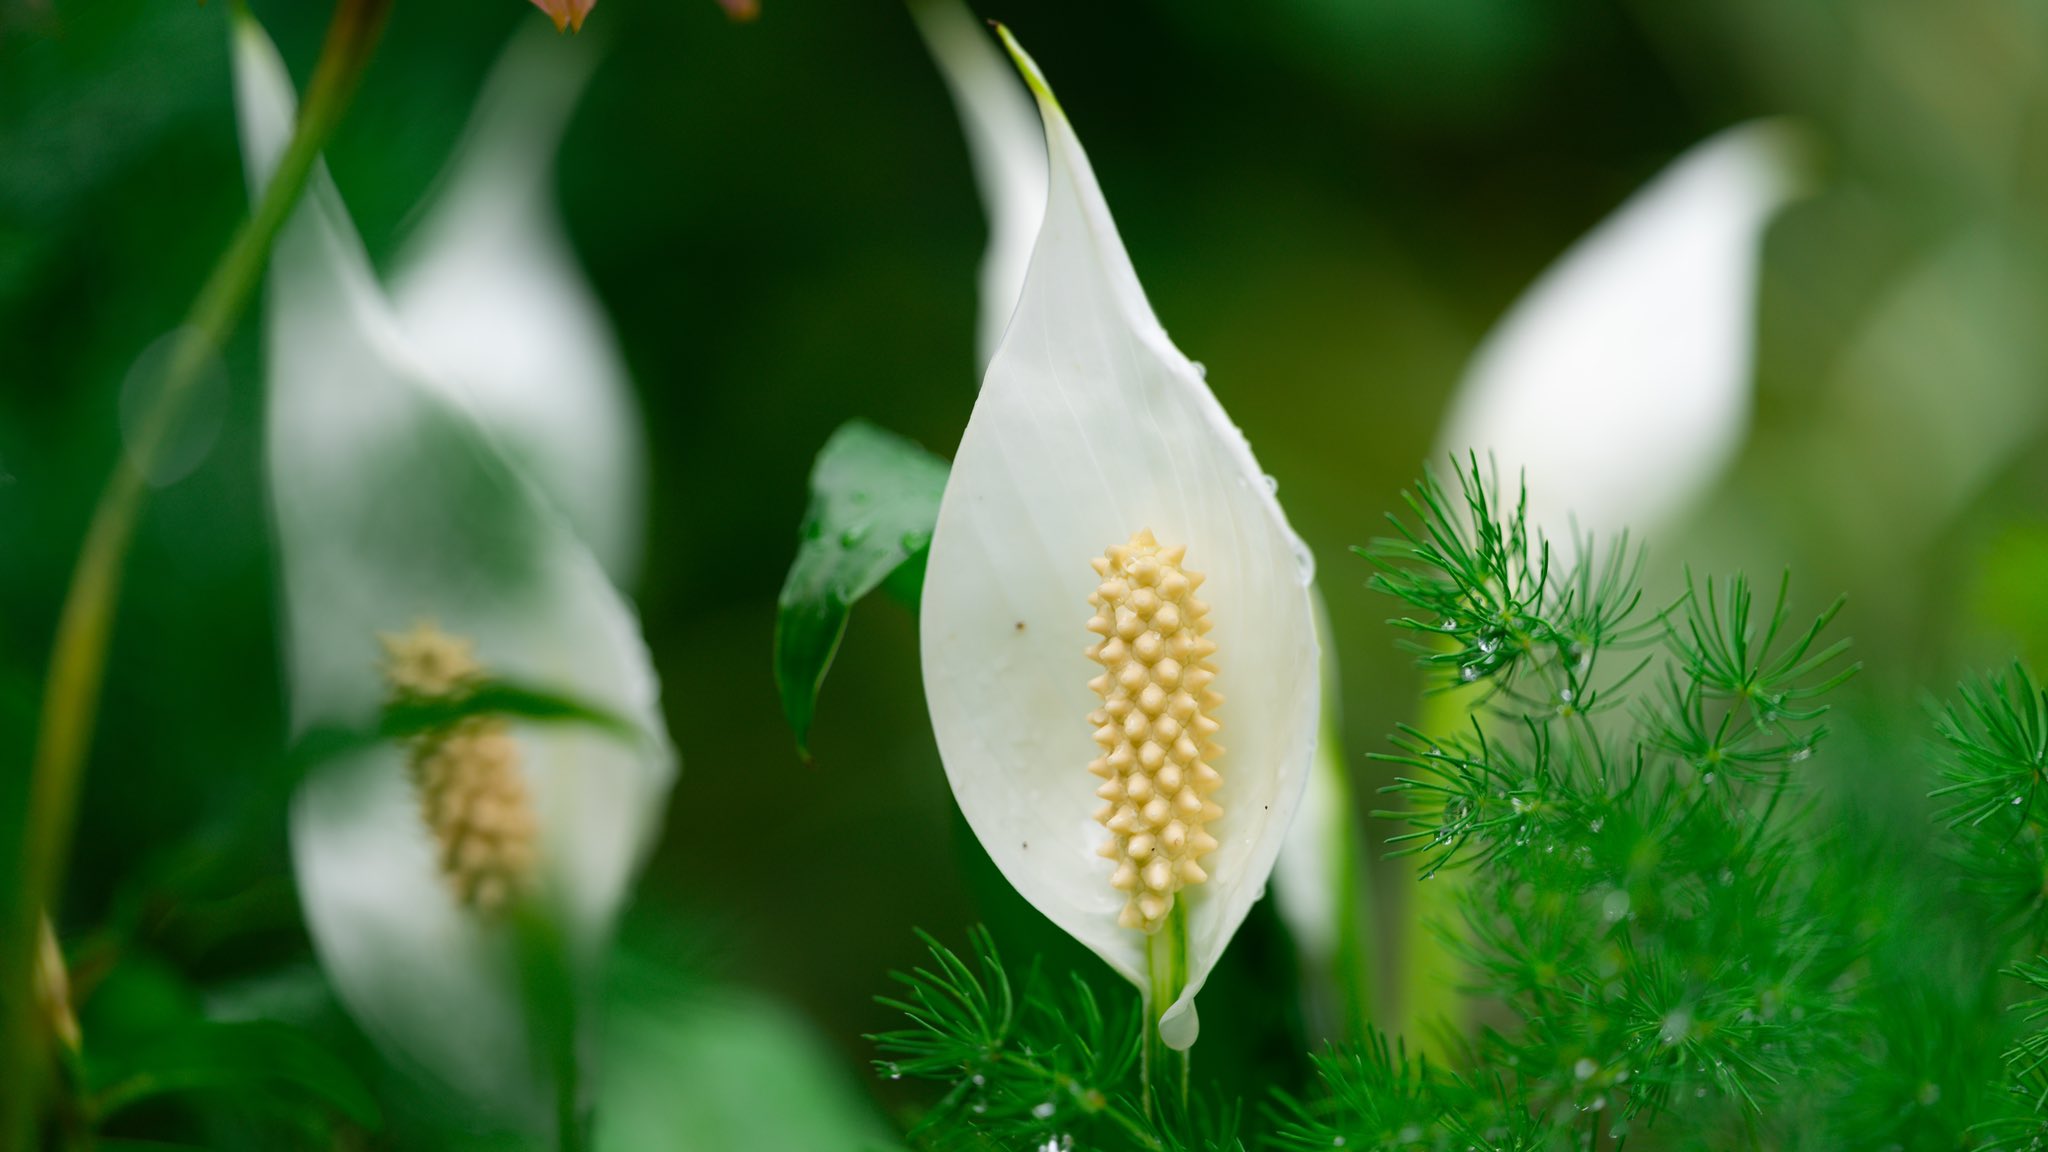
[
  {"left": 234, "top": 17, "right": 675, "bottom": 1115},
  {"left": 391, "top": 25, "right": 647, "bottom": 587},
  {"left": 908, "top": 0, "right": 1048, "bottom": 374},
  {"left": 1271, "top": 592, "right": 1349, "bottom": 969},
  {"left": 1435, "top": 121, "right": 1811, "bottom": 546},
  {"left": 918, "top": 28, "right": 1320, "bottom": 1051}
]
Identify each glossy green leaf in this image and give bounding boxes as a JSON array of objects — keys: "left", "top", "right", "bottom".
[
  {"left": 90, "top": 1020, "right": 380, "bottom": 1130},
  {"left": 596, "top": 950, "right": 901, "bottom": 1152},
  {"left": 774, "top": 420, "right": 948, "bottom": 758}
]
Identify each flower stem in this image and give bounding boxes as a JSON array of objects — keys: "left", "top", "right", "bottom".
[
  {"left": 511, "top": 902, "right": 589, "bottom": 1152},
  {"left": 0, "top": 2, "right": 389, "bottom": 1146},
  {"left": 1142, "top": 902, "right": 1190, "bottom": 1119},
  {"left": 1394, "top": 681, "right": 1481, "bottom": 1059},
  {"left": 1332, "top": 779, "right": 1373, "bottom": 1041}
]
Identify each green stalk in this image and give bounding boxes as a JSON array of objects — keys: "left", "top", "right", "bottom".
[
  {"left": 511, "top": 902, "right": 588, "bottom": 1152},
  {"left": 1310, "top": 591, "right": 1375, "bottom": 1043},
  {"left": 0, "top": 3, "right": 390, "bottom": 1145},
  {"left": 1142, "top": 903, "right": 1190, "bottom": 1118},
  {"left": 1393, "top": 683, "right": 1481, "bottom": 1060},
  {"left": 1332, "top": 775, "right": 1373, "bottom": 1041}
]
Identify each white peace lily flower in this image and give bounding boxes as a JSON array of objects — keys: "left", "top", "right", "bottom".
[
  {"left": 915, "top": 8, "right": 1348, "bottom": 1009},
  {"left": 391, "top": 26, "right": 647, "bottom": 586},
  {"left": 908, "top": 0, "right": 1048, "bottom": 373},
  {"left": 1436, "top": 121, "right": 1812, "bottom": 543},
  {"left": 919, "top": 27, "right": 1320, "bottom": 1052},
  {"left": 234, "top": 17, "right": 674, "bottom": 1115}
]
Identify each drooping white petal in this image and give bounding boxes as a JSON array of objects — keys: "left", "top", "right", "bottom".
[
  {"left": 1435, "top": 122, "right": 1812, "bottom": 545},
  {"left": 1272, "top": 593, "right": 1350, "bottom": 969},
  {"left": 234, "top": 17, "right": 675, "bottom": 1113},
  {"left": 919, "top": 30, "right": 1319, "bottom": 1050},
  {"left": 908, "top": 0, "right": 1048, "bottom": 373},
  {"left": 390, "top": 25, "right": 647, "bottom": 587}
]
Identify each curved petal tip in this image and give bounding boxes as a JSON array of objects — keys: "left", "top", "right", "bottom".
[{"left": 1159, "top": 992, "right": 1199, "bottom": 1051}]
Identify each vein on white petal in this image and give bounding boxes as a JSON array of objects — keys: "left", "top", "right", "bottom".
[
  {"left": 391, "top": 24, "right": 647, "bottom": 586},
  {"left": 923, "top": 29, "right": 1320, "bottom": 1046},
  {"left": 235, "top": 14, "right": 674, "bottom": 1109},
  {"left": 1436, "top": 121, "right": 1811, "bottom": 547},
  {"left": 910, "top": 0, "right": 1048, "bottom": 373}
]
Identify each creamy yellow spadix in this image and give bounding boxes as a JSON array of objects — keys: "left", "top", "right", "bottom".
[
  {"left": 1087, "top": 532, "right": 1224, "bottom": 933},
  {"left": 381, "top": 623, "right": 540, "bottom": 916}
]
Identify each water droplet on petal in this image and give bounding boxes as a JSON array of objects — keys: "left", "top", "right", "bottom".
[{"left": 120, "top": 328, "right": 229, "bottom": 488}]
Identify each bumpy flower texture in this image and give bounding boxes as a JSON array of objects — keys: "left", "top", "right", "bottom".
[
  {"left": 918, "top": 27, "right": 1321, "bottom": 1051},
  {"left": 233, "top": 16, "right": 675, "bottom": 1117}
]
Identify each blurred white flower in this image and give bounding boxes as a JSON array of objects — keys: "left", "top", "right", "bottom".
[
  {"left": 908, "top": 0, "right": 1047, "bottom": 374},
  {"left": 1435, "top": 121, "right": 1812, "bottom": 544},
  {"left": 234, "top": 15, "right": 675, "bottom": 1117},
  {"left": 918, "top": 26, "right": 1320, "bottom": 1052},
  {"left": 1270, "top": 596, "right": 1356, "bottom": 1004},
  {"left": 392, "top": 25, "right": 646, "bottom": 587}
]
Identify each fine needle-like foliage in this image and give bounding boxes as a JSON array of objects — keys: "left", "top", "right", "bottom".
[
  {"left": 871, "top": 928, "right": 1243, "bottom": 1152},
  {"left": 1931, "top": 664, "right": 2048, "bottom": 1148},
  {"left": 875, "top": 461, "right": 1912, "bottom": 1151},
  {"left": 1360, "top": 459, "right": 1860, "bottom": 1144},
  {"left": 869, "top": 462, "right": 2048, "bottom": 1151}
]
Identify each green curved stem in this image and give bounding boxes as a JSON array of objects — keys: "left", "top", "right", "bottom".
[
  {"left": 1142, "top": 903, "right": 1190, "bottom": 1119},
  {"left": 1394, "top": 682, "right": 1482, "bottom": 1060},
  {"left": 0, "top": 2, "right": 390, "bottom": 1146}
]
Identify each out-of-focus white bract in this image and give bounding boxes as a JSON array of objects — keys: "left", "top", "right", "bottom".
[
  {"left": 1271, "top": 593, "right": 1350, "bottom": 970},
  {"left": 234, "top": 17, "right": 675, "bottom": 1116},
  {"left": 918, "top": 26, "right": 1320, "bottom": 1051},
  {"left": 391, "top": 26, "right": 647, "bottom": 586},
  {"left": 908, "top": 0, "right": 1049, "bottom": 374},
  {"left": 1436, "top": 122, "right": 1811, "bottom": 546}
]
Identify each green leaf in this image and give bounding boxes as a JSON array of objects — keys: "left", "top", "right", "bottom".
[
  {"left": 774, "top": 420, "right": 949, "bottom": 758},
  {"left": 598, "top": 948, "right": 900, "bottom": 1152},
  {"left": 378, "top": 677, "right": 640, "bottom": 744},
  {"left": 90, "top": 1019, "right": 381, "bottom": 1131},
  {"left": 281, "top": 676, "right": 642, "bottom": 787}
]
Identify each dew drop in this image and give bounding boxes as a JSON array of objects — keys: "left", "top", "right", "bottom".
[
  {"left": 840, "top": 525, "right": 870, "bottom": 548},
  {"left": 119, "top": 327, "right": 229, "bottom": 488},
  {"left": 1659, "top": 1008, "right": 1691, "bottom": 1045},
  {"left": 1288, "top": 532, "right": 1317, "bottom": 583},
  {"left": 1600, "top": 889, "right": 1630, "bottom": 921}
]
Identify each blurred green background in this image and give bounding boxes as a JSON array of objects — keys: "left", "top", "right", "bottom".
[{"left": 5, "top": 0, "right": 2048, "bottom": 1140}]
